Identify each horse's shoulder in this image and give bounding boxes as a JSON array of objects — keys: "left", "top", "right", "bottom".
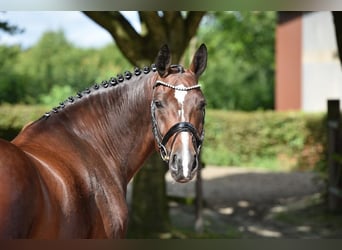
[
  {"left": 0, "top": 138, "right": 30, "bottom": 167},
  {"left": 0, "top": 139, "right": 41, "bottom": 187}
]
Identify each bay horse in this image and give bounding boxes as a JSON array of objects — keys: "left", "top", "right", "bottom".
[{"left": 0, "top": 44, "right": 207, "bottom": 238}]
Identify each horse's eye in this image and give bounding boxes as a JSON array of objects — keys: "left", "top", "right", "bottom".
[
  {"left": 199, "top": 101, "right": 206, "bottom": 110},
  {"left": 154, "top": 100, "right": 164, "bottom": 109}
]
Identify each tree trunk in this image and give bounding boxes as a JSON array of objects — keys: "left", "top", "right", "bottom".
[
  {"left": 327, "top": 100, "right": 342, "bottom": 213},
  {"left": 83, "top": 11, "right": 205, "bottom": 66},
  {"left": 127, "top": 152, "right": 170, "bottom": 237},
  {"left": 332, "top": 11, "right": 342, "bottom": 67}
]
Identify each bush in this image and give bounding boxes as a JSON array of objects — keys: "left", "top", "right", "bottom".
[
  {"left": 0, "top": 105, "right": 326, "bottom": 171},
  {"left": 0, "top": 104, "right": 47, "bottom": 140},
  {"left": 203, "top": 110, "right": 326, "bottom": 171}
]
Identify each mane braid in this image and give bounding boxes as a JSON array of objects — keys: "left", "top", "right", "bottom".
[{"left": 40, "top": 64, "right": 158, "bottom": 120}]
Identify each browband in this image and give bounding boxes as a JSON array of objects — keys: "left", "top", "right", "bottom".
[{"left": 154, "top": 80, "right": 201, "bottom": 91}]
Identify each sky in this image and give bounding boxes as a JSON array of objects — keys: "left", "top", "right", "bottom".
[{"left": 0, "top": 11, "right": 140, "bottom": 49}]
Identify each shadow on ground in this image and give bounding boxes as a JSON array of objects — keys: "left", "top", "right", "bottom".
[{"left": 165, "top": 167, "right": 342, "bottom": 238}]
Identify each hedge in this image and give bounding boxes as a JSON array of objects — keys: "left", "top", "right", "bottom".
[
  {"left": 0, "top": 105, "right": 327, "bottom": 171},
  {"left": 202, "top": 110, "right": 326, "bottom": 170},
  {"left": 0, "top": 104, "right": 48, "bottom": 140}
]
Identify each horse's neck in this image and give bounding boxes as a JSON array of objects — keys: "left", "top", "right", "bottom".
[
  {"left": 71, "top": 77, "right": 156, "bottom": 180},
  {"left": 16, "top": 74, "right": 156, "bottom": 184}
]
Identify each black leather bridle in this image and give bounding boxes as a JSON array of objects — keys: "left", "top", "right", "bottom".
[{"left": 151, "top": 80, "right": 205, "bottom": 162}]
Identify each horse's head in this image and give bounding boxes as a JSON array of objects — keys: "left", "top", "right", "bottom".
[{"left": 151, "top": 44, "right": 207, "bottom": 183}]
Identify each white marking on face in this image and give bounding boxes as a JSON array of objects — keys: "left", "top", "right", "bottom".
[
  {"left": 174, "top": 85, "right": 191, "bottom": 177},
  {"left": 174, "top": 85, "right": 187, "bottom": 121},
  {"left": 181, "top": 132, "right": 191, "bottom": 177}
]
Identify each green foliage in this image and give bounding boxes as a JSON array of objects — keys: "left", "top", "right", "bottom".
[
  {"left": 203, "top": 110, "right": 326, "bottom": 170},
  {"left": 0, "top": 45, "right": 28, "bottom": 103},
  {"left": 197, "top": 11, "right": 276, "bottom": 111},
  {"left": 0, "top": 104, "right": 47, "bottom": 140},
  {"left": 0, "top": 30, "right": 131, "bottom": 105},
  {"left": 1, "top": 13, "right": 276, "bottom": 112},
  {"left": 39, "top": 85, "right": 74, "bottom": 108}
]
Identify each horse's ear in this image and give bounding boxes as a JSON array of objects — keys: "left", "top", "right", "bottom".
[
  {"left": 189, "top": 43, "right": 207, "bottom": 79},
  {"left": 156, "top": 44, "right": 172, "bottom": 77}
]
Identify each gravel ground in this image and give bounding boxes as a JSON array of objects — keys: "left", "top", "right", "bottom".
[
  {"left": 128, "top": 166, "right": 342, "bottom": 238},
  {"left": 166, "top": 166, "right": 323, "bottom": 206},
  {"left": 165, "top": 166, "right": 342, "bottom": 238}
]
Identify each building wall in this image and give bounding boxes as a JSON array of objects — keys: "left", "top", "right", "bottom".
[
  {"left": 275, "top": 12, "right": 302, "bottom": 111},
  {"left": 275, "top": 11, "right": 342, "bottom": 112},
  {"left": 302, "top": 11, "right": 342, "bottom": 112}
]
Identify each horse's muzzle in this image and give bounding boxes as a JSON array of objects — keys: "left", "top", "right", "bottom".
[{"left": 169, "top": 150, "right": 198, "bottom": 183}]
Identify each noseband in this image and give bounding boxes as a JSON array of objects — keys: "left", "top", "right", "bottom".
[{"left": 151, "top": 80, "right": 205, "bottom": 162}]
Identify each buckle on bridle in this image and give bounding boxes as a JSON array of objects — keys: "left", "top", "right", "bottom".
[{"left": 159, "top": 144, "right": 169, "bottom": 162}]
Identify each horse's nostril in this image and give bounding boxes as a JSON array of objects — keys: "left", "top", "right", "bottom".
[
  {"left": 192, "top": 155, "right": 198, "bottom": 171},
  {"left": 172, "top": 154, "right": 177, "bottom": 164},
  {"left": 170, "top": 154, "right": 178, "bottom": 171}
]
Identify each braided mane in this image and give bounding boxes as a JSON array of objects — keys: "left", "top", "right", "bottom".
[{"left": 41, "top": 64, "right": 159, "bottom": 119}]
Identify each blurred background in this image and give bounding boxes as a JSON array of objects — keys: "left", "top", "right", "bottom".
[{"left": 1, "top": 11, "right": 342, "bottom": 238}]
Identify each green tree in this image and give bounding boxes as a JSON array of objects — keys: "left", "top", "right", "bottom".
[
  {"left": 0, "top": 45, "right": 27, "bottom": 103},
  {"left": 16, "top": 30, "right": 75, "bottom": 102},
  {"left": 333, "top": 11, "right": 342, "bottom": 68},
  {"left": 83, "top": 11, "right": 205, "bottom": 66},
  {"left": 39, "top": 85, "right": 74, "bottom": 107},
  {"left": 14, "top": 30, "right": 131, "bottom": 104},
  {"left": 0, "top": 14, "right": 25, "bottom": 104},
  {"left": 198, "top": 11, "right": 276, "bottom": 110}
]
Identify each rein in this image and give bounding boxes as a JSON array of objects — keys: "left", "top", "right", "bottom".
[{"left": 151, "top": 80, "right": 204, "bottom": 162}]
